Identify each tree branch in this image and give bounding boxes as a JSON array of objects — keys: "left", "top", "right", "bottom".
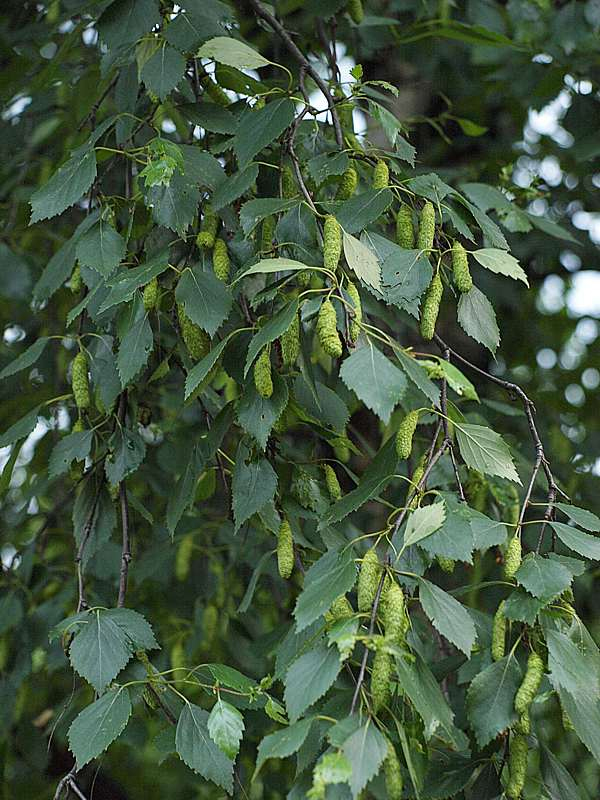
[{"left": 117, "top": 391, "right": 132, "bottom": 607}]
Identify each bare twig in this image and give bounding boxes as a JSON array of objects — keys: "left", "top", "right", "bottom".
[{"left": 117, "top": 391, "right": 132, "bottom": 607}]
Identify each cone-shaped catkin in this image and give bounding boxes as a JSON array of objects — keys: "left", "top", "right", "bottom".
[
  {"left": 372, "top": 159, "right": 389, "bottom": 190},
  {"left": 261, "top": 215, "right": 276, "bottom": 255},
  {"left": 201, "top": 75, "right": 229, "bottom": 106},
  {"left": 317, "top": 299, "right": 343, "bottom": 358},
  {"left": 437, "top": 555, "right": 455, "bottom": 573},
  {"left": 515, "top": 652, "right": 544, "bottom": 714},
  {"left": 465, "top": 470, "right": 487, "bottom": 512},
  {"left": 281, "top": 165, "right": 296, "bottom": 198},
  {"left": 396, "top": 204, "right": 415, "bottom": 249},
  {"left": 72, "top": 418, "right": 85, "bottom": 433},
  {"left": 347, "top": 0, "right": 364, "bottom": 25},
  {"left": 212, "top": 238, "right": 230, "bottom": 282},
  {"left": 419, "top": 272, "right": 443, "bottom": 341},
  {"left": 515, "top": 709, "right": 531, "bottom": 735},
  {"left": 202, "top": 604, "right": 218, "bottom": 647},
  {"left": 143, "top": 276, "right": 159, "bottom": 311},
  {"left": 506, "top": 734, "right": 528, "bottom": 800},
  {"left": 170, "top": 640, "right": 186, "bottom": 678},
  {"left": 371, "top": 649, "right": 392, "bottom": 714},
  {"left": 280, "top": 313, "right": 300, "bottom": 367},
  {"left": 346, "top": 281, "right": 362, "bottom": 343},
  {"left": 277, "top": 519, "right": 294, "bottom": 579},
  {"left": 177, "top": 303, "right": 210, "bottom": 361},
  {"left": 408, "top": 454, "right": 427, "bottom": 509},
  {"left": 383, "top": 583, "right": 406, "bottom": 642},
  {"left": 336, "top": 166, "right": 358, "bottom": 200},
  {"left": 323, "top": 464, "right": 342, "bottom": 502},
  {"left": 504, "top": 535, "right": 522, "bottom": 580},
  {"left": 175, "top": 534, "right": 194, "bottom": 582},
  {"left": 70, "top": 263, "right": 82, "bottom": 293},
  {"left": 417, "top": 201, "right": 436, "bottom": 251},
  {"left": 357, "top": 549, "right": 382, "bottom": 612},
  {"left": 384, "top": 742, "right": 403, "bottom": 800},
  {"left": 506, "top": 484, "right": 521, "bottom": 527},
  {"left": 491, "top": 600, "right": 506, "bottom": 661},
  {"left": 72, "top": 351, "right": 90, "bottom": 411},
  {"left": 323, "top": 215, "right": 342, "bottom": 272},
  {"left": 395, "top": 410, "right": 419, "bottom": 460},
  {"left": 325, "top": 595, "right": 354, "bottom": 624},
  {"left": 196, "top": 205, "right": 218, "bottom": 249},
  {"left": 254, "top": 346, "right": 273, "bottom": 398},
  {"left": 452, "top": 241, "right": 472, "bottom": 293}
]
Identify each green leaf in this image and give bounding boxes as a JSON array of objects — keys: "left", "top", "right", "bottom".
[
  {"left": 239, "top": 197, "right": 299, "bottom": 236},
  {"left": 555, "top": 503, "right": 600, "bottom": 532},
  {"left": 179, "top": 102, "right": 237, "bottom": 134},
  {"left": 99, "top": 248, "right": 170, "bottom": 312},
  {"left": 69, "top": 609, "right": 134, "bottom": 692},
  {"left": 503, "top": 589, "right": 545, "bottom": 625},
  {"left": 556, "top": 687, "right": 600, "bottom": 766},
  {"left": 340, "top": 343, "right": 407, "bottom": 424},
  {"left": 30, "top": 146, "right": 97, "bottom": 224},
  {"left": 419, "top": 578, "right": 476, "bottom": 656},
  {"left": 48, "top": 431, "right": 93, "bottom": 480},
  {"left": 0, "top": 337, "right": 49, "bottom": 380},
  {"left": 284, "top": 642, "right": 341, "bottom": 722},
  {"left": 234, "top": 98, "right": 296, "bottom": 168},
  {"left": 205, "top": 663, "right": 257, "bottom": 693},
  {"left": 540, "top": 744, "right": 582, "bottom": 800},
  {"left": 211, "top": 163, "right": 259, "bottom": 210},
  {"left": 341, "top": 720, "right": 388, "bottom": 798},
  {"left": 335, "top": 189, "right": 393, "bottom": 234},
  {"left": 416, "top": 494, "right": 475, "bottom": 564},
  {"left": 466, "top": 655, "right": 521, "bottom": 747},
  {"left": 105, "top": 427, "right": 146, "bottom": 486},
  {"left": 68, "top": 687, "right": 132, "bottom": 769},
  {"left": 454, "top": 116, "right": 488, "bottom": 136},
  {"left": 175, "top": 266, "right": 232, "bottom": 337},
  {"left": 197, "top": 36, "right": 270, "bottom": 69},
  {"left": 293, "top": 548, "right": 357, "bottom": 632},
  {"left": 546, "top": 629, "right": 600, "bottom": 699},
  {"left": 381, "top": 248, "right": 433, "bottom": 304},
  {"left": 401, "top": 502, "right": 446, "bottom": 551},
  {"left": 98, "top": 0, "right": 160, "bottom": 51},
  {"left": 457, "top": 286, "right": 500, "bottom": 354},
  {"left": 421, "top": 752, "right": 477, "bottom": 799},
  {"left": 551, "top": 521, "right": 600, "bottom": 560},
  {"left": 395, "top": 349, "right": 440, "bottom": 406},
  {"left": 175, "top": 703, "right": 234, "bottom": 792},
  {"left": 236, "top": 372, "right": 288, "bottom": 449},
  {"left": 141, "top": 42, "right": 185, "bottom": 99},
  {"left": 471, "top": 248, "right": 529, "bottom": 285},
  {"left": 435, "top": 360, "right": 479, "bottom": 400},
  {"left": 236, "top": 257, "right": 308, "bottom": 280},
  {"left": 185, "top": 336, "right": 231, "bottom": 399},
  {"left": 72, "top": 481, "right": 116, "bottom": 568},
  {"left": 207, "top": 699, "right": 244, "bottom": 759},
  {"left": 343, "top": 230, "right": 381, "bottom": 292},
  {"left": 75, "top": 218, "right": 126, "bottom": 278},
  {"left": 306, "top": 151, "right": 349, "bottom": 184},
  {"left": 455, "top": 423, "right": 520, "bottom": 483},
  {"left": 0, "top": 406, "right": 41, "bottom": 448},
  {"left": 145, "top": 174, "right": 200, "bottom": 235},
  {"left": 117, "top": 301, "right": 153, "bottom": 387},
  {"left": 244, "top": 299, "right": 299, "bottom": 376},
  {"left": 231, "top": 450, "right": 278, "bottom": 531},
  {"left": 515, "top": 554, "right": 572, "bottom": 602},
  {"left": 255, "top": 718, "right": 313, "bottom": 773},
  {"left": 107, "top": 607, "right": 159, "bottom": 651},
  {"left": 294, "top": 377, "right": 349, "bottom": 433},
  {"left": 166, "top": 443, "right": 207, "bottom": 537}
]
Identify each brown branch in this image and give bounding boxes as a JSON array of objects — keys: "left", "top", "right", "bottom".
[
  {"left": 392, "top": 441, "right": 448, "bottom": 539},
  {"left": 116, "top": 391, "right": 132, "bottom": 607},
  {"left": 439, "top": 349, "right": 465, "bottom": 502}
]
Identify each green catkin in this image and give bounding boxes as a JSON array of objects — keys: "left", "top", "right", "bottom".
[
  {"left": 395, "top": 410, "right": 419, "bottom": 460},
  {"left": 202, "top": 604, "right": 218, "bottom": 648},
  {"left": 452, "top": 241, "right": 473, "bottom": 293},
  {"left": 465, "top": 470, "right": 487, "bottom": 512},
  {"left": 323, "top": 215, "right": 342, "bottom": 272},
  {"left": 143, "top": 276, "right": 159, "bottom": 311},
  {"left": 437, "top": 555, "right": 455, "bottom": 573},
  {"left": 419, "top": 272, "right": 443, "bottom": 341},
  {"left": 335, "top": 166, "right": 358, "bottom": 200},
  {"left": 177, "top": 303, "right": 210, "bottom": 361},
  {"left": 170, "top": 640, "right": 186, "bottom": 680},
  {"left": 196, "top": 205, "right": 218, "bottom": 249},
  {"left": 417, "top": 201, "right": 436, "bottom": 252},
  {"left": 253, "top": 346, "right": 273, "bottom": 399},
  {"left": 334, "top": 441, "right": 350, "bottom": 463},
  {"left": 212, "top": 238, "right": 230, "bottom": 282},
  {"left": 506, "top": 484, "right": 521, "bottom": 527},
  {"left": 371, "top": 649, "right": 392, "bottom": 714},
  {"left": 325, "top": 595, "right": 354, "bottom": 624},
  {"left": 372, "top": 159, "right": 389, "bottom": 190},
  {"left": 297, "top": 270, "right": 312, "bottom": 286},
  {"left": 504, "top": 535, "right": 522, "bottom": 580},
  {"left": 281, "top": 165, "right": 296, "bottom": 199},
  {"left": 175, "top": 534, "right": 194, "bottom": 582},
  {"left": 562, "top": 706, "right": 575, "bottom": 731},
  {"left": 72, "top": 418, "right": 84, "bottom": 433},
  {"left": 346, "top": 281, "right": 362, "bottom": 343},
  {"left": 515, "top": 652, "right": 544, "bottom": 714},
  {"left": 317, "top": 299, "right": 343, "bottom": 358},
  {"left": 491, "top": 600, "right": 506, "bottom": 661},
  {"left": 347, "top": 0, "right": 364, "bottom": 25},
  {"left": 384, "top": 741, "right": 403, "bottom": 800},
  {"left": 383, "top": 583, "right": 407, "bottom": 642},
  {"left": 277, "top": 519, "right": 294, "bottom": 579},
  {"left": 408, "top": 454, "right": 427, "bottom": 509},
  {"left": 260, "top": 215, "right": 276, "bottom": 255},
  {"left": 323, "top": 464, "right": 342, "bottom": 502},
  {"left": 515, "top": 709, "right": 531, "bottom": 735},
  {"left": 357, "top": 549, "right": 382, "bottom": 612},
  {"left": 395, "top": 204, "right": 415, "bottom": 249},
  {"left": 201, "top": 75, "right": 229, "bottom": 106},
  {"left": 70, "top": 263, "right": 82, "bottom": 293},
  {"left": 280, "top": 313, "right": 300, "bottom": 367},
  {"left": 506, "top": 734, "right": 528, "bottom": 799},
  {"left": 71, "top": 351, "right": 90, "bottom": 411}
]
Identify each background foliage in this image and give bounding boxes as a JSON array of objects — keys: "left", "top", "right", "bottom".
[{"left": 1, "top": 1, "right": 600, "bottom": 798}]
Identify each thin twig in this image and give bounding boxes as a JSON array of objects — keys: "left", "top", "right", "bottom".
[
  {"left": 392, "top": 442, "right": 447, "bottom": 539},
  {"left": 439, "top": 347, "right": 465, "bottom": 501},
  {"left": 117, "top": 391, "right": 131, "bottom": 607}
]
